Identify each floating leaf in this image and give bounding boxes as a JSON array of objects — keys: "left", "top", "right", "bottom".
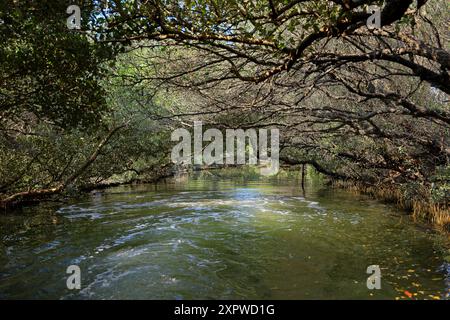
[{"left": 404, "top": 290, "right": 413, "bottom": 298}]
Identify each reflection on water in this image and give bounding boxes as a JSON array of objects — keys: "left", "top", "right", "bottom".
[{"left": 0, "top": 175, "right": 449, "bottom": 299}]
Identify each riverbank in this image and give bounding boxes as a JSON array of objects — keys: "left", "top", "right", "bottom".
[
  {"left": 330, "top": 180, "right": 450, "bottom": 234},
  {"left": 0, "top": 168, "right": 174, "bottom": 211}
]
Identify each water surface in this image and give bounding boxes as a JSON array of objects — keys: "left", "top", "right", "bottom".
[{"left": 0, "top": 175, "right": 448, "bottom": 299}]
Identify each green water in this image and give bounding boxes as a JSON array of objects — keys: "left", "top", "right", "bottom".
[{"left": 0, "top": 175, "right": 449, "bottom": 299}]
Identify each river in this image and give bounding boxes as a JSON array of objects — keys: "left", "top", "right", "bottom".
[{"left": 0, "top": 173, "right": 449, "bottom": 299}]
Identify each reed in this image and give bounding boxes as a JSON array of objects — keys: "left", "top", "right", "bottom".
[{"left": 331, "top": 180, "right": 450, "bottom": 233}]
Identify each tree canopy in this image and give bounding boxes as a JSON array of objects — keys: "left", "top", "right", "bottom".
[{"left": 0, "top": 0, "right": 448, "bottom": 229}]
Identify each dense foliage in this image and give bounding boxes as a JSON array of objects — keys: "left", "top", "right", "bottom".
[{"left": 0, "top": 0, "right": 448, "bottom": 229}]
